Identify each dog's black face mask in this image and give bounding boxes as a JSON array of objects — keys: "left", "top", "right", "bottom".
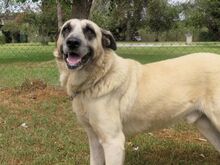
[
  {"left": 57, "top": 19, "right": 117, "bottom": 70},
  {"left": 61, "top": 21, "right": 95, "bottom": 70}
]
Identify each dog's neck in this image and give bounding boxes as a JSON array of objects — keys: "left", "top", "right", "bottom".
[{"left": 64, "top": 50, "right": 117, "bottom": 98}]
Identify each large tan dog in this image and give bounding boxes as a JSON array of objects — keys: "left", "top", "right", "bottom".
[{"left": 54, "top": 19, "right": 220, "bottom": 165}]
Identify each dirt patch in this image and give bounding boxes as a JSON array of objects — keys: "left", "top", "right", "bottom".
[
  {"left": 20, "top": 79, "right": 47, "bottom": 91},
  {"left": 0, "top": 79, "right": 68, "bottom": 110}
]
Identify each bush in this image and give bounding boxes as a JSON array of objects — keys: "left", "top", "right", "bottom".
[
  {"left": 0, "top": 35, "right": 5, "bottom": 44},
  {"left": 199, "top": 30, "right": 219, "bottom": 41}
]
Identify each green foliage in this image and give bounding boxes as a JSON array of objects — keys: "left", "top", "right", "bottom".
[
  {"left": 91, "top": 0, "right": 179, "bottom": 41},
  {"left": 4, "top": 0, "right": 70, "bottom": 42},
  {"left": 18, "top": 1, "right": 57, "bottom": 44},
  {"left": 183, "top": 0, "right": 220, "bottom": 41},
  {"left": 2, "top": 21, "right": 20, "bottom": 33},
  {"left": 91, "top": 0, "right": 148, "bottom": 40},
  {"left": 147, "top": 0, "right": 179, "bottom": 41}
]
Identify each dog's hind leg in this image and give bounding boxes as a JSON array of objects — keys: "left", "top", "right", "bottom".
[{"left": 195, "top": 114, "right": 220, "bottom": 152}]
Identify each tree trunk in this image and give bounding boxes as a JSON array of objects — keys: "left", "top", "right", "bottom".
[
  {"left": 125, "top": 9, "right": 132, "bottom": 41},
  {"left": 72, "top": 0, "right": 93, "bottom": 19},
  {"left": 125, "top": 18, "right": 132, "bottom": 41},
  {"left": 155, "top": 32, "right": 159, "bottom": 42},
  {"left": 56, "top": 0, "right": 63, "bottom": 28}
]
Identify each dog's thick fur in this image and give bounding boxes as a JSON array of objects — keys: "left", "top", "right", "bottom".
[{"left": 54, "top": 19, "right": 220, "bottom": 165}]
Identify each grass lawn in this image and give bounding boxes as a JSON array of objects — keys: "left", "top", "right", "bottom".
[{"left": 0, "top": 43, "right": 220, "bottom": 164}]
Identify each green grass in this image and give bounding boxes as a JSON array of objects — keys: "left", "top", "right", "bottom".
[
  {"left": 0, "top": 97, "right": 89, "bottom": 165},
  {"left": 0, "top": 62, "right": 59, "bottom": 88},
  {"left": 0, "top": 43, "right": 57, "bottom": 87},
  {"left": 0, "top": 43, "right": 55, "bottom": 64},
  {"left": 117, "top": 45, "right": 220, "bottom": 63},
  {"left": 0, "top": 42, "right": 220, "bottom": 164},
  {"left": 126, "top": 135, "right": 219, "bottom": 165},
  {"left": 1, "top": 42, "right": 220, "bottom": 65}
]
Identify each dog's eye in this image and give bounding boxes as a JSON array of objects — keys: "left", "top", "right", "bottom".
[
  {"left": 83, "top": 25, "right": 96, "bottom": 40},
  {"left": 62, "top": 24, "right": 72, "bottom": 37}
]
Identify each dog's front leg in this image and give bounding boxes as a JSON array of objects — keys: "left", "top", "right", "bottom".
[
  {"left": 89, "top": 104, "right": 125, "bottom": 165},
  {"left": 101, "top": 131, "right": 125, "bottom": 165},
  {"left": 86, "top": 127, "right": 105, "bottom": 165}
]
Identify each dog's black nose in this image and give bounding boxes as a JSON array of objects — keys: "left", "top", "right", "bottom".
[{"left": 66, "top": 37, "right": 81, "bottom": 49}]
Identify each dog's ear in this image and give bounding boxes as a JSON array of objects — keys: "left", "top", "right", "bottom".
[{"left": 101, "top": 29, "right": 117, "bottom": 50}]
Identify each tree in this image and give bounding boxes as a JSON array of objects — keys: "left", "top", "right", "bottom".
[
  {"left": 1, "top": 12, "right": 29, "bottom": 43},
  {"left": 16, "top": 0, "right": 94, "bottom": 25},
  {"left": 71, "top": 0, "right": 93, "bottom": 19},
  {"left": 124, "top": 0, "right": 148, "bottom": 41},
  {"left": 91, "top": 0, "right": 148, "bottom": 41},
  {"left": 2, "top": 0, "right": 94, "bottom": 43},
  {"left": 56, "top": 0, "right": 63, "bottom": 28},
  {"left": 147, "top": 0, "right": 178, "bottom": 41},
  {"left": 184, "top": 0, "right": 220, "bottom": 41}
]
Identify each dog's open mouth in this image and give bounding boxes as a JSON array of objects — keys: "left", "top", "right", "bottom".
[
  {"left": 66, "top": 53, "right": 81, "bottom": 67},
  {"left": 64, "top": 51, "right": 92, "bottom": 69}
]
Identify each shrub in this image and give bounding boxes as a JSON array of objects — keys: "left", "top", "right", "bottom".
[{"left": 198, "top": 30, "right": 219, "bottom": 41}]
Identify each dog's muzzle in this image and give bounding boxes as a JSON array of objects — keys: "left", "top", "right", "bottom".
[{"left": 62, "top": 37, "right": 93, "bottom": 70}]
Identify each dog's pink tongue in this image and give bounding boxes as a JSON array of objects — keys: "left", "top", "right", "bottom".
[{"left": 67, "top": 55, "right": 81, "bottom": 65}]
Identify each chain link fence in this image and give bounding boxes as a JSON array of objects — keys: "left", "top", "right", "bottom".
[
  {"left": 0, "top": 40, "right": 220, "bottom": 89},
  {"left": 1, "top": 38, "right": 220, "bottom": 165}
]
